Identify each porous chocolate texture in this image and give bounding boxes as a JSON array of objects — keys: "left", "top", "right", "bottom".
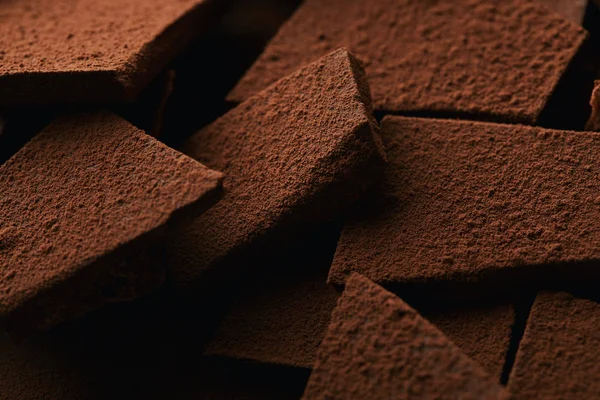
[
  {"left": 0, "top": 0, "right": 218, "bottom": 105},
  {"left": 330, "top": 116, "right": 600, "bottom": 295},
  {"left": 228, "top": 0, "right": 586, "bottom": 124},
  {"left": 0, "top": 112, "right": 223, "bottom": 336},
  {"left": 206, "top": 270, "right": 514, "bottom": 381},
  {"left": 538, "top": 0, "right": 588, "bottom": 24},
  {"left": 302, "top": 274, "right": 511, "bottom": 399},
  {"left": 508, "top": 291, "right": 600, "bottom": 399},
  {"left": 167, "top": 48, "right": 386, "bottom": 294}
]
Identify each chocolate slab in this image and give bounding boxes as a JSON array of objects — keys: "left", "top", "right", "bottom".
[
  {"left": 329, "top": 116, "right": 600, "bottom": 295},
  {"left": 228, "top": 0, "right": 586, "bottom": 124},
  {"left": 0, "top": 0, "right": 220, "bottom": 106},
  {"left": 585, "top": 80, "right": 600, "bottom": 130},
  {"left": 0, "top": 112, "right": 223, "bottom": 335},
  {"left": 539, "top": 0, "right": 588, "bottom": 24},
  {"left": 167, "top": 48, "right": 385, "bottom": 294},
  {"left": 508, "top": 291, "right": 600, "bottom": 399},
  {"left": 302, "top": 274, "right": 511, "bottom": 399},
  {"left": 206, "top": 269, "right": 514, "bottom": 381}
]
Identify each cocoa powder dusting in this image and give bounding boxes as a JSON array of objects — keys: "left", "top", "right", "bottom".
[
  {"left": 585, "top": 80, "right": 600, "bottom": 131},
  {"left": 330, "top": 116, "right": 600, "bottom": 293},
  {"left": 0, "top": 112, "right": 223, "bottom": 335},
  {"left": 302, "top": 274, "right": 511, "bottom": 399},
  {"left": 508, "top": 291, "right": 600, "bottom": 399},
  {"left": 0, "top": 0, "right": 216, "bottom": 105},
  {"left": 229, "top": 0, "right": 586, "bottom": 123},
  {"left": 167, "top": 48, "right": 385, "bottom": 294}
]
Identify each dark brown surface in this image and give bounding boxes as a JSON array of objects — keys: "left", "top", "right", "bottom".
[
  {"left": 539, "top": 0, "right": 588, "bottom": 24},
  {"left": 585, "top": 80, "right": 600, "bottom": 130},
  {"left": 0, "top": 0, "right": 220, "bottom": 106},
  {"left": 167, "top": 48, "right": 385, "bottom": 294},
  {"left": 302, "top": 274, "right": 511, "bottom": 399},
  {"left": 0, "top": 112, "right": 223, "bottom": 335},
  {"left": 330, "top": 116, "right": 600, "bottom": 295},
  {"left": 229, "top": 0, "right": 586, "bottom": 124},
  {"left": 507, "top": 291, "right": 600, "bottom": 399}
]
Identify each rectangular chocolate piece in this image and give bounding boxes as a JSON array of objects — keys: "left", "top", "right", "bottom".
[
  {"left": 229, "top": 0, "right": 587, "bottom": 124},
  {"left": 508, "top": 291, "right": 600, "bottom": 399},
  {"left": 0, "top": 0, "right": 220, "bottom": 105},
  {"left": 302, "top": 274, "right": 511, "bottom": 399},
  {"left": 0, "top": 112, "right": 223, "bottom": 336},
  {"left": 330, "top": 116, "right": 600, "bottom": 296},
  {"left": 167, "top": 48, "right": 385, "bottom": 294}
]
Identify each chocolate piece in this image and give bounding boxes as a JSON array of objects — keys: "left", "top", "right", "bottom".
[
  {"left": 329, "top": 116, "right": 600, "bottom": 295},
  {"left": 228, "top": 0, "right": 586, "bottom": 124},
  {"left": 585, "top": 80, "right": 600, "bottom": 130},
  {"left": 167, "top": 48, "right": 385, "bottom": 293},
  {"left": 508, "top": 291, "right": 600, "bottom": 399},
  {"left": 0, "top": 0, "right": 219, "bottom": 105},
  {"left": 302, "top": 274, "right": 511, "bottom": 399},
  {"left": 538, "top": 0, "right": 588, "bottom": 24},
  {"left": 205, "top": 261, "right": 340, "bottom": 369},
  {"left": 0, "top": 112, "right": 223, "bottom": 335}
]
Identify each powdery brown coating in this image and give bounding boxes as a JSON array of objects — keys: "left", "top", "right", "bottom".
[
  {"left": 0, "top": 0, "right": 216, "bottom": 105},
  {"left": 168, "top": 49, "right": 385, "bottom": 293},
  {"left": 302, "top": 274, "right": 511, "bottom": 400},
  {"left": 206, "top": 271, "right": 513, "bottom": 381},
  {"left": 425, "top": 303, "right": 514, "bottom": 382},
  {"left": 0, "top": 112, "right": 223, "bottom": 334},
  {"left": 507, "top": 291, "right": 600, "bottom": 399},
  {"left": 228, "top": 0, "right": 586, "bottom": 124},
  {"left": 329, "top": 116, "right": 600, "bottom": 292},
  {"left": 538, "top": 0, "right": 588, "bottom": 24},
  {"left": 585, "top": 80, "right": 600, "bottom": 131}
]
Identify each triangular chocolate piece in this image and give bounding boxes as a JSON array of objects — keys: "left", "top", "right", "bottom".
[
  {"left": 168, "top": 48, "right": 385, "bottom": 293},
  {"left": 302, "top": 274, "right": 510, "bottom": 399}
]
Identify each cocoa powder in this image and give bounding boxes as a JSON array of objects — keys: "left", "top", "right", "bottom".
[
  {"left": 330, "top": 116, "right": 600, "bottom": 295},
  {"left": 0, "top": 0, "right": 219, "bottom": 105},
  {"left": 302, "top": 274, "right": 511, "bottom": 399},
  {"left": 0, "top": 112, "right": 223, "bottom": 335},
  {"left": 167, "top": 48, "right": 385, "bottom": 295},
  {"left": 229, "top": 0, "right": 586, "bottom": 124}
]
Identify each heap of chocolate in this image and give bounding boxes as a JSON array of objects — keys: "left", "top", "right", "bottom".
[{"left": 3, "top": 0, "right": 600, "bottom": 399}]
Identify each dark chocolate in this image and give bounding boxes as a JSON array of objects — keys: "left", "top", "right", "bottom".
[
  {"left": 330, "top": 116, "right": 600, "bottom": 295},
  {"left": 508, "top": 291, "right": 600, "bottom": 399},
  {"left": 167, "top": 48, "right": 385, "bottom": 294},
  {"left": 0, "top": 0, "right": 219, "bottom": 105},
  {"left": 302, "top": 274, "right": 511, "bottom": 399},
  {"left": 228, "top": 0, "right": 586, "bottom": 124},
  {"left": 0, "top": 112, "right": 223, "bottom": 335}
]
